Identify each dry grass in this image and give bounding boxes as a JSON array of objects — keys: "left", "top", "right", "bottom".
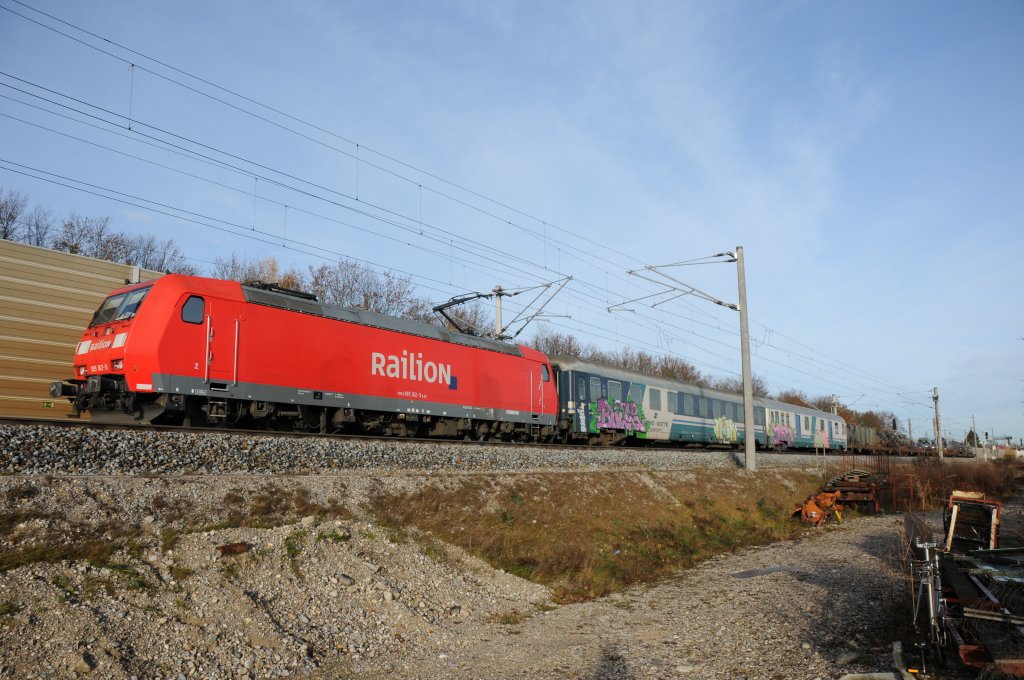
[
  {"left": 366, "top": 469, "right": 823, "bottom": 603},
  {"left": 895, "top": 458, "right": 1024, "bottom": 510}
]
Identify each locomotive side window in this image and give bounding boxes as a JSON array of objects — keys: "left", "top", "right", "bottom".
[
  {"left": 182, "top": 296, "right": 205, "bottom": 324},
  {"left": 607, "top": 381, "right": 622, "bottom": 403},
  {"left": 649, "top": 389, "right": 661, "bottom": 411},
  {"left": 541, "top": 364, "right": 550, "bottom": 382},
  {"left": 590, "top": 377, "right": 601, "bottom": 400},
  {"left": 667, "top": 391, "right": 677, "bottom": 414}
]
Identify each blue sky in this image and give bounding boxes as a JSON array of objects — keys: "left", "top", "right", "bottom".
[{"left": 1, "top": 0, "right": 1021, "bottom": 442}]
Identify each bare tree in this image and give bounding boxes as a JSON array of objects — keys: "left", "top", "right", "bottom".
[
  {"left": 0, "top": 188, "right": 28, "bottom": 240},
  {"left": 23, "top": 205, "right": 54, "bottom": 247},
  {"left": 652, "top": 356, "right": 705, "bottom": 385},
  {"left": 123, "top": 233, "right": 197, "bottom": 274},
  {"left": 710, "top": 374, "right": 769, "bottom": 397},
  {"left": 529, "top": 327, "right": 586, "bottom": 356},
  {"left": 213, "top": 255, "right": 302, "bottom": 288},
  {"left": 52, "top": 213, "right": 112, "bottom": 256},
  {"left": 776, "top": 389, "right": 811, "bottom": 407},
  {"left": 307, "top": 260, "right": 432, "bottom": 320}
]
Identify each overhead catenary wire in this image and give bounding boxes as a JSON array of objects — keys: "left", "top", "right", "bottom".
[
  {"left": 0, "top": 4, "right": 952, "bottom": 419},
  {"left": 0, "top": 66, "right": 914, "bottom": 405}
]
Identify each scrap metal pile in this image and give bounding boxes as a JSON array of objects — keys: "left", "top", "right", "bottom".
[{"left": 905, "top": 491, "right": 1024, "bottom": 677}]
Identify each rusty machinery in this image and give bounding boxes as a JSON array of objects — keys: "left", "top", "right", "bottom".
[{"left": 904, "top": 492, "right": 1024, "bottom": 676}]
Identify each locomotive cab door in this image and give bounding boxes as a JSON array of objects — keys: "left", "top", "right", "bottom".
[{"left": 204, "top": 301, "right": 239, "bottom": 390}]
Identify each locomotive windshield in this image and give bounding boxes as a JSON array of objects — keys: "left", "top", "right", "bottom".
[{"left": 89, "top": 286, "right": 152, "bottom": 327}]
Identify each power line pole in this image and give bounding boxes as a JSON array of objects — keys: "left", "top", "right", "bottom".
[
  {"left": 493, "top": 285, "right": 504, "bottom": 337},
  {"left": 736, "top": 246, "right": 755, "bottom": 472},
  {"left": 972, "top": 414, "right": 977, "bottom": 457},
  {"left": 609, "top": 248, "right": 756, "bottom": 471},
  {"left": 908, "top": 418, "right": 912, "bottom": 444},
  {"left": 933, "top": 387, "right": 943, "bottom": 462}
]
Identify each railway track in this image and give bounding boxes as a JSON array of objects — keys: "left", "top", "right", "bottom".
[
  {"left": 0, "top": 416, "right": 950, "bottom": 481},
  {"left": 0, "top": 415, "right": 860, "bottom": 456}
]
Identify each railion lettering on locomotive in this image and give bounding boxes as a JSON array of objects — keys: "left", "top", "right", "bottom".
[{"left": 370, "top": 350, "right": 453, "bottom": 386}]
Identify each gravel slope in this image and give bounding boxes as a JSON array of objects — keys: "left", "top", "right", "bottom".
[{"left": 0, "top": 424, "right": 910, "bottom": 679}]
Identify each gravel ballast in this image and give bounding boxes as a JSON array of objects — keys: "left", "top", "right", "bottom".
[
  {"left": 0, "top": 423, "right": 832, "bottom": 475},
  {"left": 0, "top": 424, "right": 912, "bottom": 678}
]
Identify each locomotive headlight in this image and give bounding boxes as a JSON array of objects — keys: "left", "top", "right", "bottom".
[
  {"left": 77, "top": 366, "right": 86, "bottom": 376},
  {"left": 113, "top": 359, "right": 124, "bottom": 370}
]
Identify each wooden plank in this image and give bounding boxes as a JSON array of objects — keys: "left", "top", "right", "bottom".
[
  {"left": 0, "top": 298, "right": 94, "bottom": 326},
  {"left": 0, "top": 278, "right": 110, "bottom": 310},
  {"left": 0, "top": 261, "right": 126, "bottom": 296},
  {"left": 1, "top": 240, "right": 135, "bottom": 279},
  {"left": 0, "top": 358, "right": 75, "bottom": 380},
  {"left": 3, "top": 380, "right": 55, "bottom": 399},
  {"left": 0, "top": 340, "right": 77, "bottom": 363},
  {"left": 0, "top": 396, "right": 76, "bottom": 419},
  {"left": 0, "top": 323, "right": 83, "bottom": 345}
]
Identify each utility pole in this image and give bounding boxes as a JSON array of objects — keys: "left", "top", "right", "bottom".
[
  {"left": 493, "top": 285, "right": 504, "bottom": 337},
  {"left": 610, "top": 247, "right": 755, "bottom": 470},
  {"left": 908, "top": 418, "right": 912, "bottom": 444},
  {"left": 972, "top": 414, "right": 977, "bottom": 455},
  {"left": 933, "top": 387, "right": 943, "bottom": 462},
  {"left": 736, "top": 246, "right": 755, "bottom": 472}
]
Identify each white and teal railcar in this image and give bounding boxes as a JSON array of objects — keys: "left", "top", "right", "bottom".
[{"left": 550, "top": 355, "right": 846, "bottom": 451}]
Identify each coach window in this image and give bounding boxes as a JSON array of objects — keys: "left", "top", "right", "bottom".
[
  {"left": 576, "top": 376, "right": 587, "bottom": 401},
  {"left": 607, "top": 381, "right": 622, "bottom": 403},
  {"left": 628, "top": 383, "right": 643, "bottom": 404},
  {"left": 698, "top": 398, "right": 709, "bottom": 419},
  {"left": 181, "top": 296, "right": 205, "bottom": 324},
  {"left": 590, "top": 377, "right": 601, "bottom": 401},
  {"left": 804, "top": 416, "right": 809, "bottom": 431},
  {"left": 650, "top": 389, "right": 662, "bottom": 411},
  {"left": 667, "top": 391, "right": 677, "bottom": 414}
]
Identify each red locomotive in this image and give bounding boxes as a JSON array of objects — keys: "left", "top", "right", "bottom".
[{"left": 51, "top": 275, "right": 559, "bottom": 439}]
